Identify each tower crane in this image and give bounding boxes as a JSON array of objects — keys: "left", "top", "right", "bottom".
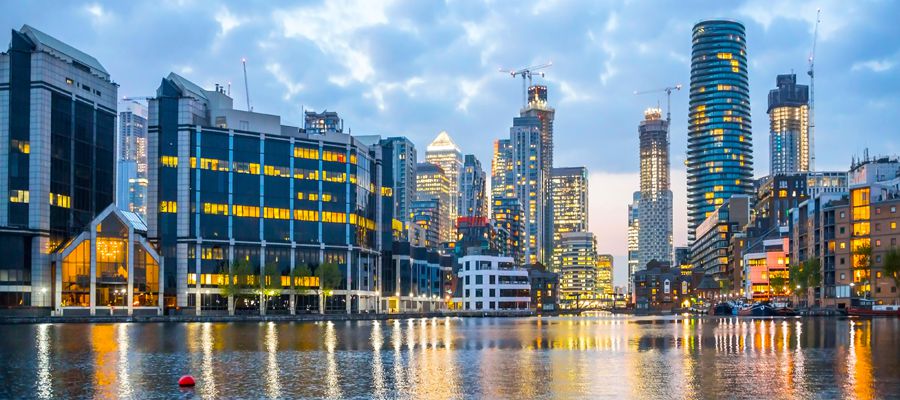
[
  {"left": 499, "top": 62, "right": 552, "bottom": 107},
  {"left": 121, "top": 96, "right": 154, "bottom": 101},
  {"left": 808, "top": 9, "right": 821, "bottom": 171},
  {"left": 633, "top": 84, "right": 683, "bottom": 123}
]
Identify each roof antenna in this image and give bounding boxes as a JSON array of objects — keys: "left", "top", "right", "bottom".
[{"left": 242, "top": 58, "right": 252, "bottom": 111}]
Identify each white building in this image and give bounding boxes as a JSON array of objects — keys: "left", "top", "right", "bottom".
[{"left": 455, "top": 254, "right": 530, "bottom": 311}]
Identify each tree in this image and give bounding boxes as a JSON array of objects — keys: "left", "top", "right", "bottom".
[
  {"left": 290, "top": 263, "right": 313, "bottom": 313},
  {"left": 882, "top": 248, "right": 900, "bottom": 290},
  {"left": 805, "top": 258, "right": 822, "bottom": 289},
  {"left": 218, "top": 259, "right": 255, "bottom": 314},
  {"left": 316, "top": 263, "right": 343, "bottom": 313},
  {"left": 262, "top": 262, "right": 283, "bottom": 309},
  {"left": 854, "top": 243, "right": 873, "bottom": 297}
]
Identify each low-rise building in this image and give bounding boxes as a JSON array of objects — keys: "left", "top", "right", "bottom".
[
  {"left": 384, "top": 241, "right": 448, "bottom": 313},
  {"left": 633, "top": 261, "right": 692, "bottom": 311},
  {"left": 742, "top": 230, "right": 790, "bottom": 301},
  {"left": 455, "top": 254, "right": 530, "bottom": 311},
  {"left": 527, "top": 263, "right": 559, "bottom": 311}
]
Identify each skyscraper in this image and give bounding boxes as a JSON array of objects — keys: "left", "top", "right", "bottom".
[
  {"left": 627, "top": 192, "right": 640, "bottom": 295},
  {"left": 381, "top": 137, "right": 417, "bottom": 227},
  {"left": 596, "top": 254, "right": 614, "bottom": 297},
  {"left": 490, "top": 139, "right": 514, "bottom": 201},
  {"left": 425, "top": 131, "right": 462, "bottom": 237},
  {"left": 459, "top": 154, "right": 487, "bottom": 219},
  {"left": 520, "top": 85, "right": 555, "bottom": 265},
  {"left": 558, "top": 231, "right": 599, "bottom": 302},
  {"left": 415, "top": 162, "right": 453, "bottom": 244},
  {"left": 491, "top": 196, "right": 524, "bottom": 264},
  {"left": 637, "top": 108, "right": 673, "bottom": 267},
  {"left": 510, "top": 116, "right": 546, "bottom": 264},
  {"left": 117, "top": 100, "right": 148, "bottom": 217},
  {"left": 767, "top": 74, "right": 810, "bottom": 175},
  {"left": 0, "top": 25, "right": 117, "bottom": 307},
  {"left": 687, "top": 20, "right": 753, "bottom": 242},
  {"left": 550, "top": 167, "right": 589, "bottom": 272}
]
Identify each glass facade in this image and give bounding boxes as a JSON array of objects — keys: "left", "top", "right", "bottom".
[
  {"left": 687, "top": 20, "right": 753, "bottom": 242},
  {"left": 550, "top": 167, "right": 589, "bottom": 272},
  {"left": 767, "top": 74, "right": 810, "bottom": 175}
]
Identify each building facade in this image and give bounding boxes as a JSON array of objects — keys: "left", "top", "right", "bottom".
[
  {"left": 551, "top": 167, "right": 589, "bottom": 272},
  {"left": 767, "top": 74, "right": 809, "bottom": 175},
  {"left": 596, "top": 254, "right": 613, "bottom": 297},
  {"left": 415, "top": 162, "right": 452, "bottom": 244},
  {"left": 690, "top": 195, "right": 750, "bottom": 283},
  {"left": 490, "top": 139, "right": 513, "bottom": 201},
  {"left": 117, "top": 100, "right": 149, "bottom": 218},
  {"left": 510, "top": 116, "right": 547, "bottom": 264},
  {"left": 687, "top": 20, "right": 753, "bottom": 242},
  {"left": 558, "top": 231, "right": 599, "bottom": 304},
  {"left": 460, "top": 154, "right": 487, "bottom": 219},
  {"left": 410, "top": 197, "right": 441, "bottom": 249},
  {"left": 491, "top": 196, "right": 524, "bottom": 264},
  {"left": 638, "top": 108, "right": 673, "bottom": 267},
  {"left": 455, "top": 254, "right": 530, "bottom": 311},
  {"left": 0, "top": 25, "right": 117, "bottom": 307},
  {"left": 384, "top": 241, "right": 448, "bottom": 313},
  {"left": 627, "top": 191, "right": 640, "bottom": 296},
  {"left": 425, "top": 131, "right": 462, "bottom": 238},
  {"left": 381, "top": 137, "right": 416, "bottom": 228},
  {"left": 147, "top": 73, "right": 392, "bottom": 314}
]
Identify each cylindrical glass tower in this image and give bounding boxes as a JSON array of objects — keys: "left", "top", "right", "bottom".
[{"left": 687, "top": 20, "right": 753, "bottom": 241}]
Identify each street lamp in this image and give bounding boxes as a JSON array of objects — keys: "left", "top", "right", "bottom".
[{"left": 40, "top": 287, "right": 48, "bottom": 306}]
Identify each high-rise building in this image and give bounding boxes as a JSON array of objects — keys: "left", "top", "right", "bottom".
[
  {"left": 490, "top": 139, "right": 514, "bottom": 200},
  {"left": 117, "top": 100, "right": 149, "bottom": 217},
  {"left": 690, "top": 195, "right": 751, "bottom": 281},
  {"left": 0, "top": 25, "right": 117, "bottom": 307},
  {"left": 510, "top": 116, "right": 547, "bottom": 264},
  {"left": 147, "top": 73, "right": 392, "bottom": 314},
  {"left": 627, "top": 191, "right": 640, "bottom": 295},
  {"left": 415, "top": 162, "right": 452, "bottom": 244},
  {"left": 596, "top": 254, "right": 614, "bottom": 297},
  {"left": 520, "top": 85, "right": 555, "bottom": 265},
  {"left": 768, "top": 74, "right": 810, "bottom": 175},
  {"left": 558, "top": 231, "right": 599, "bottom": 303},
  {"left": 638, "top": 108, "right": 673, "bottom": 267},
  {"left": 687, "top": 20, "right": 753, "bottom": 242},
  {"left": 459, "top": 154, "right": 487, "bottom": 219},
  {"left": 410, "top": 197, "right": 441, "bottom": 249},
  {"left": 425, "top": 131, "right": 462, "bottom": 238},
  {"left": 303, "top": 110, "right": 342, "bottom": 134},
  {"left": 551, "top": 167, "right": 589, "bottom": 272},
  {"left": 381, "top": 137, "right": 416, "bottom": 227},
  {"left": 491, "top": 196, "right": 524, "bottom": 264}
]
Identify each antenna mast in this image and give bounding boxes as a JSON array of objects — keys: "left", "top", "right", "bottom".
[
  {"left": 808, "top": 9, "right": 820, "bottom": 171},
  {"left": 242, "top": 58, "right": 252, "bottom": 111}
]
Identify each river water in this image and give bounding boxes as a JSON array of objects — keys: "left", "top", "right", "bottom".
[{"left": 0, "top": 315, "right": 898, "bottom": 399}]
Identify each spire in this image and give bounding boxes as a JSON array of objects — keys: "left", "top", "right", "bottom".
[{"left": 427, "top": 131, "right": 460, "bottom": 152}]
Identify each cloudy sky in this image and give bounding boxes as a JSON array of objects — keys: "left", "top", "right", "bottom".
[{"left": 5, "top": 0, "right": 899, "bottom": 284}]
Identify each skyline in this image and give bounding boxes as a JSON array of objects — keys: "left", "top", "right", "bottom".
[{"left": 3, "top": 0, "right": 899, "bottom": 285}]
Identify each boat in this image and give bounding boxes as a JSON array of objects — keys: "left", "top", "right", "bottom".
[
  {"left": 848, "top": 298, "right": 900, "bottom": 317},
  {"left": 709, "top": 302, "right": 735, "bottom": 316},
  {"left": 737, "top": 302, "right": 776, "bottom": 317}
]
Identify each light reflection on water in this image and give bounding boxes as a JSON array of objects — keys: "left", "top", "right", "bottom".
[{"left": 0, "top": 315, "right": 898, "bottom": 399}]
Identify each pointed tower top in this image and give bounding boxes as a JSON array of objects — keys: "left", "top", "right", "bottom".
[{"left": 427, "top": 131, "right": 460, "bottom": 153}]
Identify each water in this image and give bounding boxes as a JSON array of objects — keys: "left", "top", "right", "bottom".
[{"left": 0, "top": 315, "right": 898, "bottom": 399}]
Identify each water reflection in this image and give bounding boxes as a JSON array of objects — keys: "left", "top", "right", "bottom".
[{"left": 1, "top": 316, "right": 898, "bottom": 398}]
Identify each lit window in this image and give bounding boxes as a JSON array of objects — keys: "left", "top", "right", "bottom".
[
  {"left": 160, "top": 156, "right": 178, "bottom": 167},
  {"left": 202, "top": 202, "right": 229, "bottom": 215},
  {"left": 232, "top": 205, "right": 260, "bottom": 217},
  {"left": 49, "top": 193, "right": 71, "bottom": 208},
  {"left": 9, "top": 190, "right": 29, "bottom": 203},
  {"left": 160, "top": 201, "right": 177, "bottom": 213}
]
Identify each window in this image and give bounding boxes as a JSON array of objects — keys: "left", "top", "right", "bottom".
[
  {"left": 876, "top": 240, "right": 882, "bottom": 247},
  {"left": 489, "top": 289, "right": 495, "bottom": 297},
  {"left": 465, "top": 289, "right": 469, "bottom": 297},
  {"left": 892, "top": 222, "right": 897, "bottom": 230},
  {"left": 489, "top": 275, "right": 496, "bottom": 284},
  {"left": 49, "top": 193, "right": 71, "bottom": 208},
  {"left": 465, "top": 276, "right": 469, "bottom": 285},
  {"left": 202, "top": 202, "right": 228, "bottom": 215},
  {"left": 9, "top": 190, "right": 29, "bottom": 203},
  {"left": 840, "top": 258, "right": 845, "bottom": 265},
  {"left": 876, "top": 271, "right": 883, "bottom": 278},
  {"left": 840, "top": 273, "right": 846, "bottom": 280},
  {"left": 160, "top": 201, "right": 177, "bottom": 213},
  {"left": 475, "top": 275, "right": 483, "bottom": 284},
  {"left": 160, "top": 156, "right": 178, "bottom": 167},
  {"left": 232, "top": 205, "right": 259, "bottom": 217},
  {"left": 840, "top": 211, "right": 846, "bottom": 218}
]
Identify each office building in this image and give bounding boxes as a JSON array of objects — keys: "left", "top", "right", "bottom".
[
  {"left": 380, "top": 137, "right": 417, "bottom": 228},
  {"left": 416, "top": 162, "right": 452, "bottom": 243},
  {"left": 687, "top": 20, "right": 753, "bottom": 242},
  {"left": 383, "top": 241, "right": 449, "bottom": 313},
  {"left": 550, "top": 167, "right": 589, "bottom": 272},
  {"left": 510, "top": 116, "right": 547, "bottom": 264},
  {"left": 0, "top": 25, "right": 117, "bottom": 307},
  {"left": 147, "top": 73, "right": 392, "bottom": 314},
  {"left": 519, "top": 85, "right": 555, "bottom": 265},
  {"left": 410, "top": 197, "right": 442, "bottom": 249},
  {"left": 527, "top": 263, "right": 559, "bottom": 311},
  {"left": 425, "top": 131, "right": 462, "bottom": 237},
  {"left": 491, "top": 196, "right": 525, "bottom": 264},
  {"left": 456, "top": 216, "right": 507, "bottom": 257},
  {"left": 454, "top": 254, "right": 530, "bottom": 311},
  {"left": 117, "top": 100, "right": 149, "bottom": 217},
  {"left": 767, "top": 74, "right": 809, "bottom": 175},
  {"left": 742, "top": 230, "right": 790, "bottom": 301},
  {"left": 521, "top": 85, "right": 555, "bottom": 178},
  {"left": 460, "top": 154, "right": 487, "bottom": 219},
  {"left": 638, "top": 107, "right": 673, "bottom": 267}
]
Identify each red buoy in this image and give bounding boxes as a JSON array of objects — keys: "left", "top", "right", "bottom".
[{"left": 178, "top": 375, "right": 196, "bottom": 387}]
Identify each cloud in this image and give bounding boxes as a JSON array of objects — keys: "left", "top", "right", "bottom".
[
  {"left": 364, "top": 76, "right": 425, "bottom": 111},
  {"left": 215, "top": 6, "right": 243, "bottom": 36},
  {"left": 559, "top": 80, "right": 591, "bottom": 103},
  {"left": 738, "top": 0, "right": 852, "bottom": 41},
  {"left": 273, "top": 0, "right": 395, "bottom": 87},
  {"left": 83, "top": 3, "right": 112, "bottom": 26},
  {"left": 457, "top": 74, "right": 493, "bottom": 112},
  {"left": 851, "top": 59, "right": 895, "bottom": 73},
  {"left": 265, "top": 62, "right": 304, "bottom": 100}
]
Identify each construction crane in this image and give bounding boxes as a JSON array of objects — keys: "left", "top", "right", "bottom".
[
  {"left": 121, "top": 96, "right": 154, "bottom": 101},
  {"left": 808, "top": 8, "right": 821, "bottom": 171},
  {"left": 633, "top": 84, "right": 683, "bottom": 123},
  {"left": 499, "top": 62, "right": 552, "bottom": 107},
  {"left": 242, "top": 57, "right": 252, "bottom": 112}
]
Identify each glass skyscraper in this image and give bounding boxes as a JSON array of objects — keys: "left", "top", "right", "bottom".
[
  {"left": 117, "top": 100, "right": 149, "bottom": 218},
  {"left": 687, "top": 20, "right": 753, "bottom": 242},
  {"left": 638, "top": 108, "right": 673, "bottom": 267},
  {"left": 767, "top": 74, "right": 810, "bottom": 175},
  {"left": 550, "top": 167, "right": 589, "bottom": 272}
]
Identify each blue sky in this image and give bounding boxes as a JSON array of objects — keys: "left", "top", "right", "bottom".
[{"left": 5, "top": 0, "right": 899, "bottom": 285}]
